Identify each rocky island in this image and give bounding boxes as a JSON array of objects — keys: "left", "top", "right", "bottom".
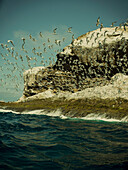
[{"left": 1, "top": 26, "right": 128, "bottom": 121}]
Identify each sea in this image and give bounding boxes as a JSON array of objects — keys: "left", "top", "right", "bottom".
[{"left": 0, "top": 109, "right": 128, "bottom": 170}]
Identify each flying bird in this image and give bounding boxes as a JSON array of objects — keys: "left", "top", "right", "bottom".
[
  {"left": 0, "top": 43, "right": 4, "bottom": 49},
  {"left": 44, "top": 47, "right": 46, "bottom": 53},
  {"left": 11, "top": 47, "right": 14, "bottom": 51},
  {"left": 67, "top": 27, "right": 72, "bottom": 33},
  {"left": 53, "top": 28, "right": 57, "bottom": 35},
  {"left": 7, "top": 40, "right": 15, "bottom": 47},
  {"left": 39, "top": 32, "right": 43, "bottom": 38},
  {"left": 4, "top": 44, "right": 8, "bottom": 48},
  {"left": 29, "top": 34, "right": 32, "bottom": 39},
  {"left": 48, "top": 38, "right": 50, "bottom": 43},
  {"left": 6, "top": 48, "right": 10, "bottom": 53},
  {"left": 110, "top": 21, "right": 117, "bottom": 27},
  {"left": 21, "top": 37, "right": 25, "bottom": 49},
  {"left": 96, "top": 17, "right": 100, "bottom": 27}
]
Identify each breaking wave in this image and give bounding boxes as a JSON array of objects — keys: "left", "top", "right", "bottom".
[{"left": 0, "top": 108, "right": 128, "bottom": 123}]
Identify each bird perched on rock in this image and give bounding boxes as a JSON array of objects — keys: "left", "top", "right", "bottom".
[
  {"left": 120, "top": 31, "right": 124, "bottom": 37},
  {"left": 90, "top": 32, "right": 95, "bottom": 39},
  {"left": 123, "top": 22, "right": 128, "bottom": 31},
  {"left": 104, "top": 30, "right": 108, "bottom": 36},
  {"left": 96, "top": 32, "right": 100, "bottom": 38},
  {"left": 62, "top": 37, "right": 65, "bottom": 42},
  {"left": 115, "top": 26, "right": 118, "bottom": 32},
  {"left": 100, "top": 23, "right": 103, "bottom": 31},
  {"left": 48, "top": 38, "right": 50, "bottom": 43}
]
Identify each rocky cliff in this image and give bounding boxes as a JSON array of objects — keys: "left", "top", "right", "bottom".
[{"left": 21, "top": 26, "right": 128, "bottom": 101}]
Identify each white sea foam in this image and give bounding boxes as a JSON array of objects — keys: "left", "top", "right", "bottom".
[
  {"left": 0, "top": 108, "right": 127, "bottom": 122},
  {"left": 16, "top": 110, "right": 128, "bottom": 122},
  {"left": 0, "top": 109, "right": 20, "bottom": 114},
  {"left": 79, "top": 113, "right": 128, "bottom": 123},
  {"left": 19, "top": 109, "right": 68, "bottom": 119}
]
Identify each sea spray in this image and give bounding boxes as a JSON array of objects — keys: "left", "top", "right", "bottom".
[
  {"left": 0, "top": 109, "right": 20, "bottom": 114},
  {"left": 80, "top": 113, "right": 128, "bottom": 123},
  {"left": 1, "top": 108, "right": 128, "bottom": 123}
]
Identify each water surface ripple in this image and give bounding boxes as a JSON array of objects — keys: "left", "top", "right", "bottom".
[{"left": 0, "top": 111, "right": 128, "bottom": 169}]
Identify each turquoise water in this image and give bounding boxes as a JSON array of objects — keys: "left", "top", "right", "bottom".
[{"left": 0, "top": 110, "right": 128, "bottom": 170}]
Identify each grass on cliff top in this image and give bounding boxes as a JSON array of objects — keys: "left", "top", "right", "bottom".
[{"left": 0, "top": 98, "right": 128, "bottom": 119}]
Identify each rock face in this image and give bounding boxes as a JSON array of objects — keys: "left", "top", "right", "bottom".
[
  {"left": 22, "top": 26, "right": 128, "bottom": 99},
  {"left": 54, "top": 27, "right": 128, "bottom": 79},
  {"left": 23, "top": 66, "right": 78, "bottom": 97}
]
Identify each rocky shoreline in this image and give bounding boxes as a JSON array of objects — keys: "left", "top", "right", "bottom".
[{"left": 0, "top": 96, "right": 128, "bottom": 121}]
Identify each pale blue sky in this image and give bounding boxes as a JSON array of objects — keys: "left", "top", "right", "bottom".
[
  {"left": 0, "top": 0, "right": 128, "bottom": 101},
  {"left": 0, "top": 0, "right": 128, "bottom": 41}
]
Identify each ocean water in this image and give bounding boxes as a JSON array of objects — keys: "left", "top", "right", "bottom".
[{"left": 0, "top": 109, "right": 128, "bottom": 170}]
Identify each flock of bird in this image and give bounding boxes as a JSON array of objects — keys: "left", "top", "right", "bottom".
[
  {"left": 0, "top": 18, "right": 128, "bottom": 96},
  {"left": 0, "top": 27, "right": 73, "bottom": 94},
  {"left": 96, "top": 17, "right": 128, "bottom": 31}
]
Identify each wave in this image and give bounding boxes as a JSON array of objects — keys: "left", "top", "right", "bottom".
[
  {"left": 0, "top": 108, "right": 128, "bottom": 123},
  {"left": 79, "top": 113, "right": 128, "bottom": 123},
  {"left": 0, "top": 109, "right": 20, "bottom": 114},
  {"left": 14, "top": 109, "right": 67, "bottom": 119}
]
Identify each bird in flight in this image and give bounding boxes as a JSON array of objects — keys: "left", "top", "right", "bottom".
[
  {"left": 67, "top": 27, "right": 72, "bottom": 33},
  {"left": 21, "top": 37, "right": 25, "bottom": 49},
  {"left": 96, "top": 17, "right": 100, "bottom": 27},
  {"left": 7, "top": 40, "right": 15, "bottom": 47},
  {"left": 53, "top": 28, "right": 57, "bottom": 35},
  {"left": 111, "top": 21, "right": 117, "bottom": 27},
  {"left": 39, "top": 32, "right": 43, "bottom": 38}
]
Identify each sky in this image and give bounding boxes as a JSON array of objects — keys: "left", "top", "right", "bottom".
[{"left": 0, "top": 0, "right": 128, "bottom": 102}]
